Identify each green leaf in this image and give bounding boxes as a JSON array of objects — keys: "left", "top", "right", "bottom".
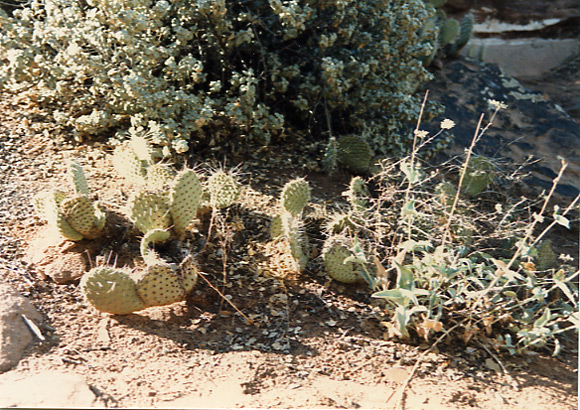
[
  {"left": 533, "top": 308, "right": 551, "bottom": 329},
  {"left": 553, "top": 214, "right": 570, "bottom": 229},
  {"left": 401, "top": 200, "right": 418, "bottom": 217}
]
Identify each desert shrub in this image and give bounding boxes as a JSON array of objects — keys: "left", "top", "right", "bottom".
[
  {"left": 322, "top": 103, "right": 579, "bottom": 355},
  {"left": 0, "top": 0, "right": 439, "bottom": 155}
]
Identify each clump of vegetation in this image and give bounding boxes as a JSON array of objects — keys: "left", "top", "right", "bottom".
[
  {"left": 34, "top": 160, "right": 106, "bottom": 241},
  {"left": 320, "top": 101, "right": 579, "bottom": 355},
  {"left": 0, "top": 0, "right": 440, "bottom": 157}
]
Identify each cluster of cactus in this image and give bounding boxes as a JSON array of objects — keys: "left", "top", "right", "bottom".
[
  {"left": 269, "top": 178, "right": 311, "bottom": 273},
  {"left": 80, "top": 252, "right": 199, "bottom": 315},
  {"left": 322, "top": 177, "right": 374, "bottom": 284},
  {"left": 34, "top": 161, "right": 106, "bottom": 241},
  {"left": 420, "top": 0, "right": 474, "bottom": 65}
]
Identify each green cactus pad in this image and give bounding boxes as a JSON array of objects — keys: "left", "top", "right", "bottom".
[
  {"left": 456, "top": 14, "right": 474, "bottom": 50},
  {"left": 60, "top": 195, "right": 103, "bottom": 239},
  {"left": 281, "top": 178, "right": 310, "bottom": 216},
  {"left": 127, "top": 191, "right": 172, "bottom": 234},
  {"left": 129, "top": 135, "right": 154, "bottom": 162},
  {"left": 288, "top": 231, "right": 309, "bottom": 272},
  {"left": 170, "top": 169, "right": 203, "bottom": 236},
  {"left": 270, "top": 212, "right": 293, "bottom": 239},
  {"left": 536, "top": 240, "right": 557, "bottom": 271},
  {"left": 136, "top": 263, "right": 185, "bottom": 307},
  {"left": 322, "top": 236, "right": 364, "bottom": 284},
  {"left": 146, "top": 163, "right": 176, "bottom": 190},
  {"left": 81, "top": 267, "right": 146, "bottom": 315},
  {"left": 112, "top": 144, "right": 148, "bottom": 186},
  {"left": 67, "top": 160, "right": 90, "bottom": 196},
  {"left": 344, "top": 176, "right": 370, "bottom": 212},
  {"left": 337, "top": 135, "right": 373, "bottom": 174},
  {"left": 206, "top": 170, "right": 241, "bottom": 209},
  {"left": 178, "top": 255, "right": 199, "bottom": 294},
  {"left": 42, "top": 196, "right": 84, "bottom": 241},
  {"left": 439, "top": 18, "right": 459, "bottom": 46}
]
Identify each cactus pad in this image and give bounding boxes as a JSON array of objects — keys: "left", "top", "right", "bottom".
[
  {"left": 60, "top": 195, "right": 104, "bottom": 239},
  {"left": 461, "top": 156, "right": 495, "bottom": 196},
  {"left": 146, "top": 163, "right": 176, "bottom": 190},
  {"left": 322, "top": 236, "right": 364, "bottom": 284},
  {"left": 81, "top": 267, "right": 146, "bottom": 315},
  {"left": 136, "top": 263, "right": 185, "bottom": 307},
  {"left": 337, "top": 135, "right": 373, "bottom": 174},
  {"left": 112, "top": 144, "right": 148, "bottom": 186},
  {"left": 178, "top": 255, "right": 199, "bottom": 293},
  {"left": 206, "top": 170, "right": 241, "bottom": 209},
  {"left": 281, "top": 178, "right": 310, "bottom": 216},
  {"left": 170, "top": 169, "right": 203, "bottom": 236},
  {"left": 67, "top": 160, "right": 90, "bottom": 196},
  {"left": 127, "top": 191, "right": 172, "bottom": 234}
]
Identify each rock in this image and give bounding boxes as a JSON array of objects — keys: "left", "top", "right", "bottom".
[
  {"left": 0, "top": 371, "right": 100, "bottom": 407},
  {"left": 0, "top": 283, "right": 43, "bottom": 372},
  {"left": 425, "top": 58, "right": 580, "bottom": 202},
  {"left": 463, "top": 38, "right": 580, "bottom": 79},
  {"left": 24, "top": 226, "right": 87, "bottom": 284},
  {"left": 474, "top": 0, "right": 580, "bottom": 25}
]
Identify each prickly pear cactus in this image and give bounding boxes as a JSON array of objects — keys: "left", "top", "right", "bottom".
[
  {"left": 420, "top": 0, "right": 474, "bottom": 63},
  {"left": 205, "top": 170, "right": 241, "bottom": 209},
  {"left": 325, "top": 212, "right": 355, "bottom": 235},
  {"left": 322, "top": 236, "right": 365, "bottom": 284},
  {"left": 337, "top": 135, "right": 373, "bottom": 174},
  {"left": 34, "top": 162, "right": 105, "bottom": 241},
  {"left": 81, "top": 267, "right": 146, "bottom": 315},
  {"left": 146, "top": 163, "right": 176, "bottom": 190},
  {"left": 135, "top": 263, "right": 186, "bottom": 307},
  {"left": 170, "top": 169, "right": 203, "bottom": 237},
  {"left": 536, "top": 240, "right": 557, "bottom": 271},
  {"left": 344, "top": 176, "right": 370, "bottom": 214},
  {"left": 67, "top": 160, "right": 90, "bottom": 196},
  {"left": 81, "top": 255, "right": 200, "bottom": 315},
  {"left": 126, "top": 191, "right": 172, "bottom": 234},
  {"left": 112, "top": 144, "right": 149, "bottom": 186},
  {"left": 281, "top": 178, "right": 310, "bottom": 217},
  {"left": 140, "top": 229, "right": 171, "bottom": 266}
]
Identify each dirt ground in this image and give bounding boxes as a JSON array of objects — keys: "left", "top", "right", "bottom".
[{"left": 0, "top": 38, "right": 578, "bottom": 410}]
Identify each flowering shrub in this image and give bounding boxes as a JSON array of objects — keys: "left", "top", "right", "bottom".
[{"left": 0, "top": 0, "right": 438, "bottom": 155}]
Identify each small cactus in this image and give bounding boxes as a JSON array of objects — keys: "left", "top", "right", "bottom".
[
  {"left": 322, "top": 236, "right": 365, "bottom": 284},
  {"left": 337, "top": 135, "right": 373, "bottom": 174},
  {"left": 126, "top": 168, "right": 208, "bottom": 239},
  {"left": 81, "top": 255, "right": 199, "bottom": 315},
  {"left": 281, "top": 178, "right": 310, "bottom": 217},
  {"left": 34, "top": 163, "right": 105, "bottom": 241},
  {"left": 127, "top": 191, "right": 173, "bottom": 234},
  {"left": 80, "top": 267, "right": 147, "bottom": 315},
  {"left": 170, "top": 169, "right": 203, "bottom": 237},
  {"left": 205, "top": 170, "right": 241, "bottom": 209}
]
